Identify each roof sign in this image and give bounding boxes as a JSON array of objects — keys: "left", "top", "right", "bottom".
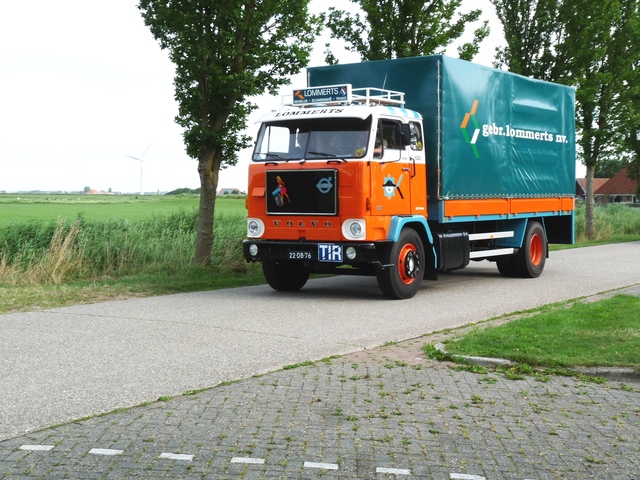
[{"left": 292, "top": 84, "right": 352, "bottom": 105}]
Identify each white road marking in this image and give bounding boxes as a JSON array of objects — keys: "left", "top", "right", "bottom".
[
  {"left": 89, "top": 448, "right": 123, "bottom": 456},
  {"left": 159, "top": 452, "right": 194, "bottom": 461},
  {"left": 19, "top": 445, "right": 54, "bottom": 451},
  {"left": 377, "top": 466, "right": 412, "bottom": 475},
  {"left": 303, "top": 461, "right": 339, "bottom": 470},
  {"left": 231, "top": 457, "right": 265, "bottom": 464}
]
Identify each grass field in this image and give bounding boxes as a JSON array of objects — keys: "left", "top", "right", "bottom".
[
  {"left": 1, "top": 195, "right": 639, "bottom": 316},
  {"left": 0, "top": 195, "right": 255, "bottom": 303},
  {"left": 0, "top": 193, "right": 245, "bottom": 223}
]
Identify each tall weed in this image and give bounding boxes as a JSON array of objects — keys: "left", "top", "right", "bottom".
[
  {"left": 574, "top": 204, "right": 640, "bottom": 241},
  {"left": 211, "top": 212, "right": 249, "bottom": 273},
  {"left": 0, "top": 209, "right": 249, "bottom": 285},
  {"left": 0, "top": 220, "right": 84, "bottom": 285},
  {"left": 4, "top": 203, "right": 636, "bottom": 287},
  {"left": 34, "top": 221, "right": 84, "bottom": 284}
]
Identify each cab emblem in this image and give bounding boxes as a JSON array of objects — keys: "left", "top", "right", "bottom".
[
  {"left": 382, "top": 174, "right": 404, "bottom": 199},
  {"left": 316, "top": 177, "right": 333, "bottom": 194}
]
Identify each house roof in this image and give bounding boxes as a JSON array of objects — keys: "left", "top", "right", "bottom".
[
  {"left": 595, "top": 168, "right": 639, "bottom": 195},
  {"left": 576, "top": 178, "right": 609, "bottom": 195}
]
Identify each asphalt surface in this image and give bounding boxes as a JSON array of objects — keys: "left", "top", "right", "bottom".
[{"left": 1, "top": 242, "right": 639, "bottom": 478}]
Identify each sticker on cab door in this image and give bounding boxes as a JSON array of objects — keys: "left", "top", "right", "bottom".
[{"left": 382, "top": 174, "right": 404, "bottom": 199}]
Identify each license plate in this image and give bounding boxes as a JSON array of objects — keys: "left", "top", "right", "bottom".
[
  {"left": 318, "top": 244, "right": 343, "bottom": 262},
  {"left": 288, "top": 251, "right": 312, "bottom": 260}
]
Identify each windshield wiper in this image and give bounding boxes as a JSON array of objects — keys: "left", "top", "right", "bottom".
[
  {"left": 254, "top": 152, "right": 293, "bottom": 163},
  {"left": 308, "top": 151, "right": 337, "bottom": 158},
  {"left": 307, "top": 151, "right": 348, "bottom": 163}
]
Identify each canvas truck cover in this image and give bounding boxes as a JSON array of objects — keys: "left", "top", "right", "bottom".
[{"left": 308, "top": 56, "right": 576, "bottom": 201}]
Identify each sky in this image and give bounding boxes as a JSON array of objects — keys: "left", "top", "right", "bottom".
[{"left": 0, "top": 0, "right": 524, "bottom": 194}]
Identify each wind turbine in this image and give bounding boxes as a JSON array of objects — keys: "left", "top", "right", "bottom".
[{"left": 124, "top": 144, "right": 151, "bottom": 195}]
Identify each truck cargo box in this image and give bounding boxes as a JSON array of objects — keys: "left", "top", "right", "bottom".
[{"left": 308, "top": 56, "right": 576, "bottom": 206}]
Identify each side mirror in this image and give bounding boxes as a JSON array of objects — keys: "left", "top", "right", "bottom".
[{"left": 399, "top": 124, "right": 412, "bottom": 147}]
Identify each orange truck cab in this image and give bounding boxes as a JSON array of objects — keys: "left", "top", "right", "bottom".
[{"left": 243, "top": 56, "right": 575, "bottom": 299}]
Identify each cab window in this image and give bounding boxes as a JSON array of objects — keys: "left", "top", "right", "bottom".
[
  {"left": 252, "top": 117, "right": 371, "bottom": 161},
  {"left": 373, "top": 119, "right": 402, "bottom": 159},
  {"left": 409, "top": 121, "right": 423, "bottom": 151}
]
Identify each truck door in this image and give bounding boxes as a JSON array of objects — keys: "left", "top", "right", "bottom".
[
  {"left": 407, "top": 120, "right": 427, "bottom": 216},
  {"left": 370, "top": 118, "right": 413, "bottom": 217}
]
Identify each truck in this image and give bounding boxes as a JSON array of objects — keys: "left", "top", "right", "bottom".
[{"left": 242, "top": 55, "right": 576, "bottom": 299}]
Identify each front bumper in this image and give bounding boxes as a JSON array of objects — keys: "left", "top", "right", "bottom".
[{"left": 242, "top": 239, "right": 383, "bottom": 265}]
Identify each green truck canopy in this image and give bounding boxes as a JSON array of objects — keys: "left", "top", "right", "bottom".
[{"left": 308, "top": 55, "right": 576, "bottom": 200}]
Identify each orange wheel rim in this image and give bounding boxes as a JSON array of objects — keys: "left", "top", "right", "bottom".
[
  {"left": 530, "top": 233, "right": 543, "bottom": 266},
  {"left": 398, "top": 244, "right": 419, "bottom": 284}
]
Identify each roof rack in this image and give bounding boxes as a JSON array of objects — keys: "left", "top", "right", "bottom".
[
  {"left": 282, "top": 84, "right": 405, "bottom": 108},
  {"left": 352, "top": 87, "right": 405, "bottom": 107}
]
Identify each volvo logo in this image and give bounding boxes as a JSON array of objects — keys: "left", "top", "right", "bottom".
[
  {"left": 273, "top": 220, "right": 333, "bottom": 228},
  {"left": 316, "top": 177, "right": 333, "bottom": 194}
]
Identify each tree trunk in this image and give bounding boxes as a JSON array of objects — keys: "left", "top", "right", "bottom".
[
  {"left": 585, "top": 163, "right": 596, "bottom": 240},
  {"left": 194, "top": 148, "right": 220, "bottom": 265}
]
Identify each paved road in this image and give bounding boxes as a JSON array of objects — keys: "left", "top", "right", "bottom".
[
  {"left": 1, "top": 242, "right": 639, "bottom": 446},
  {"left": 2, "top": 343, "right": 638, "bottom": 479}
]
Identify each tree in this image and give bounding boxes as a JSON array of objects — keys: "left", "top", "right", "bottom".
[
  {"left": 595, "top": 157, "right": 630, "bottom": 178},
  {"left": 491, "top": 0, "right": 640, "bottom": 239},
  {"left": 619, "top": 40, "right": 640, "bottom": 196},
  {"left": 559, "top": 0, "right": 640, "bottom": 237},
  {"left": 624, "top": 120, "right": 640, "bottom": 198},
  {"left": 627, "top": 118, "right": 640, "bottom": 196},
  {"left": 322, "top": 0, "right": 489, "bottom": 64},
  {"left": 491, "top": 0, "right": 560, "bottom": 80},
  {"left": 138, "top": 1, "right": 321, "bottom": 264}
]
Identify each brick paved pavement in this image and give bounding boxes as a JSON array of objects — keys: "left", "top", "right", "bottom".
[{"left": 1, "top": 344, "right": 638, "bottom": 479}]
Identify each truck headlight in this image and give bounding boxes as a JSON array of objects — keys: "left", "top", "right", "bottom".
[
  {"left": 342, "top": 219, "right": 366, "bottom": 240},
  {"left": 247, "top": 218, "right": 265, "bottom": 237}
]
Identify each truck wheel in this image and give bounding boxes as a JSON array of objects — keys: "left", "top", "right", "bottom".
[
  {"left": 514, "top": 221, "right": 547, "bottom": 278},
  {"left": 377, "top": 229, "right": 425, "bottom": 299},
  {"left": 496, "top": 256, "right": 517, "bottom": 277},
  {"left": 262, "top": 260, "right": 310, "bottom": 291}
]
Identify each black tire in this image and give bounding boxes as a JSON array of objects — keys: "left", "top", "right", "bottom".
[
  {"left": 377, "top": 229, "right": 425, "bottom": 299},
  {"left": 513, "top": 221, "right": 547, "bottom": 278},
  {"left": 496, "top": 222, "right": 547, "bottom": 278},
  {"left": 496, "top": 256, "right": 517, "bottom": 277},
  {"left": 262, "top": 260, "right": 310, "bottom": 292}
]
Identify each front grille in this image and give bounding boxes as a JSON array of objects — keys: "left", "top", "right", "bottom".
[{"left": 266, "top": 169, "right": 337, "bottom": 215}]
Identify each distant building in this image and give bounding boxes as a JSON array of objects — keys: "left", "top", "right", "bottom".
[
  {"left": 575, "top": 177, "right": 610, "bottom": 201},
  {"left": 594, "top": 167, "right": 639, "bottom": 205},
  {"left": 217, "top": 187, "right": 241, "bottom": 195}
]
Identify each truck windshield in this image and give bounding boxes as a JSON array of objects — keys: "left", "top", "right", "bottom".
[{"left": 252, "top": 117, "right": 372, "bottom": 161}]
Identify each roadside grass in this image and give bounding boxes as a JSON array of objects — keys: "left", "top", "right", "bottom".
[
  {"left": 0, "top": 265, "right": 264, "bottom": 314},
  {"left": 0, "top": 197, "right": 260, "bottom": 313},
  {"left": 574, "top": 203, "right": 640, "bottom": 242},
  {"left": 0, "top": 210, "right": 249, "bottom": 283},
  {"left": 426, "top": 295, "right": 640, "bottom": 371},
  {"left": 1, "top": 199, "right": 639, "bottom": 316}
]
